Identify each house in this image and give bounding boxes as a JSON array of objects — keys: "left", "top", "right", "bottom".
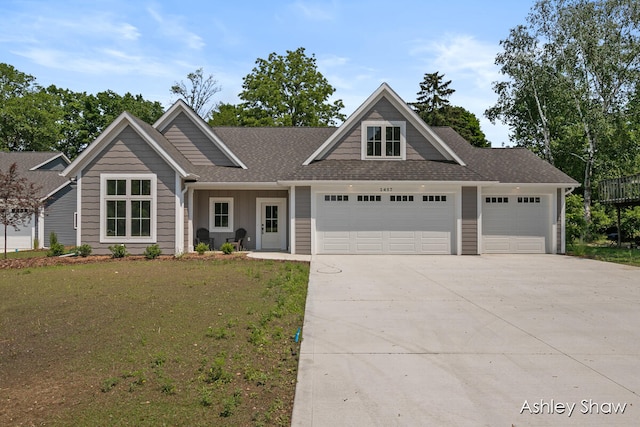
[
  {"left": 0, "top": 152, "right": 76, "bottom": 251},
  {"left": 61, "top": 83, "right": 578, "bottom": 256}
]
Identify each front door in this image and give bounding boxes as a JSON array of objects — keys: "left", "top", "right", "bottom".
[{"left": 258, "top": 199, "right": 286, "bottom": 250}]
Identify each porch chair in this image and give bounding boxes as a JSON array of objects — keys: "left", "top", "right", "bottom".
[
  {"left": 226, "top": 228, "right": 247, "bottom": 251},
  {"left": 196, "top": 227, "right": 214, "bottom": 250}
]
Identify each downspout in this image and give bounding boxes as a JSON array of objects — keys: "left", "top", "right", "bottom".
[{"left": 181, "top": 184, "right": 189, "bottom": 254}]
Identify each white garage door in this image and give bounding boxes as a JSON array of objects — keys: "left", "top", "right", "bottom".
[
  {"left": 0, "top": 213, "right": 34, "bottom": 251},
  {"left": 316, "top": 193, "right": 454, "bottom": 254},
  {"left": 482, "top": 195, "right": 549, "bottom": 253}
]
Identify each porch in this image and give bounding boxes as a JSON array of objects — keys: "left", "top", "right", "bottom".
[{"left": 188, "top": 188, "right": 289, "bottom": 252}]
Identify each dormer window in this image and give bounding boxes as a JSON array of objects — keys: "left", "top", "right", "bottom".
[{"left": 361, "top": 121, "right": 406, "bottom": 160}]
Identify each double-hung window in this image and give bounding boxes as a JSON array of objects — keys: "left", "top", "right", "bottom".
[
  {"left": 100, "top": 174, "right": 156, "bottom": 243},
  {"left": 209, "top": 197, "right": 233, "bottom": 233},
  {"left": 362, "top": 121, "right": 406, "bottom": 160}
]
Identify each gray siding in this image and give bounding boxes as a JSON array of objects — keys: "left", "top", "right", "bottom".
[
  {"left": 193, "top": 189, "right": 288, "bottom": 250},
  {"left": 294, "top": 186, "right": 311, "bottom": 255},
  {"left": 323, "top": 98, "right": 447, "bottom": 161},
  {"left": 36, "top": 156, "right": 68, "bottom": 171},
  {"left": 81, "top": 126, "right": 177, "bottom": 255},
  {"left": 162, "top": 112, "right": 235, "bottom": 166},
  {"left": 461, "top": 186, "right": 478, "bottom": 255},
  {"left": 44, "top": 183, "right": 77, "bottom": 247}
]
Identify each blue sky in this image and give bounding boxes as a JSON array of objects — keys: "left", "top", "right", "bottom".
[{"left": 0, "top": 0, "right": 534, "bottom": 146}]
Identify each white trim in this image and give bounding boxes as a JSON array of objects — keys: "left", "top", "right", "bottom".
[
  {"left": 279, "top": 180, "right": 498, "bottom": 187},
  {"left": 175, "top": 172, "right": 183, "bottom": 254},
  {"left": 76, "top": 172, "right": 82, "bottom": 247},
  {"left": 255, "top": 197, "right": 287, "bottom": 251},
  {"left": 360, "top": 121, "right": 406, "bottom": 160},
  {"left": 42, "top": 181, "right": 72, "bottom": 201},
  {"left": 37, "top": 210, "right": 44, "bottom": 249},
  {"left": 99, "top": 173, "right": 157, "bottom": 244},
  {"left": 560, "top": 189, "right": 566, "bottom": 254},
  {"left": 455, "top": 188, "right": 462, "bottom": 255},
  {"left": 187, "top": 187, "right": 194, "bottom": 252},
  {"left": 186, "top": 182, "right": 284, "bottom": 189},
  {"left": 62, "top": 113, "right": 189, "bottom": 179},
  {"left": 30, "top": 152, "right": 71, "bottom": 171},
  {"left": 153, "top": 99, "right": 247, "bottom": 169},
  {"left": 476, "top": 187, "right": 483, "bottom": 255},
  {"left": 303, "top": 82, "right": 465, "bottom": 166},
  {"left": 208, "top": 197, "right": 234, "bottom": 233},
  {"left": 290, "top": 187, "right": 296, "bottom": 254}
]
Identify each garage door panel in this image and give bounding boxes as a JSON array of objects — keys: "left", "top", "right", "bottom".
[
  {"left": 316, "top": 193, "right": 454, "bottom": 254},
  {"left": 513, "top": 237, "right": 545, "bottom": 253}
]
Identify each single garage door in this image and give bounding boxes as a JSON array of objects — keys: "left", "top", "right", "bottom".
[
  {"left": 0, "top": 213, "right": 34, "bottom": 251},
  {"left": 316, "top": 193, "right": 454, "bottom": 254},
  {"left": 482, "top": 195, "right": 549, "bottom": 253}
]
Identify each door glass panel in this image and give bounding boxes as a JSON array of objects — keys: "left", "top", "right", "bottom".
[{"left": 265, "top": 205, "right": 278, "bottom": 233}]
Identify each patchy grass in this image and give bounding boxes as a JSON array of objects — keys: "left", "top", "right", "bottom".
[
  {"left": 567, "top": 243, "right": 640, "bottom": 267},
  {"left": 0, "top": 257, "right": 308, "bottom": 426},
  {"left": 1, "top": 249, "right": 48, "bottom": 259}
]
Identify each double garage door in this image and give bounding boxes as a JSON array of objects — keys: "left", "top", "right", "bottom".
[
  {"left": 482, "top": 195, "right": 550, "bottom": 253},
  {"left": 316, "top": 193, "right": 454, "bottom": 254}
]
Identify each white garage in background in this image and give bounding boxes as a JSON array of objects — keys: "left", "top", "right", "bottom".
[
  {"left": 315, "top": 192, "right": 455, "bottom": 254},
  {"left": 482, "top": 194, "right": 552, "bottom": 254},
  {"left": 0, "top": 214, "right": 35, "bottom": 252}
]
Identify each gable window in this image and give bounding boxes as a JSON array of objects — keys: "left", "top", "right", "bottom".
[
  {"left": 100, "top": 174, "right": 157, "bottom": 243},
  {"left": 209, "top": 197, "right": 233, "bottom": 232},
  {"left": 362, "top": 121, "right": 406, "bottom": 160}
]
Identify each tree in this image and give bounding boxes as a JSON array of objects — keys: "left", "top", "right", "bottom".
[
  {"left": 239, "top": 47, "right": 345, "bottom": 126},
  {"left": 171, "top": 68, "right": 221, "bottom": 119},
  {"left": 209, "top": 103, "right": 243, "bottom": 126},
  {"left": 412, "top": 72, "right": 490, "bottom": 147},
  {"left": 0, "top": 163, "right": 43, "bottom": 259},
  {"left": 487, "top": 0, "right": 640, "bottom": 222}
]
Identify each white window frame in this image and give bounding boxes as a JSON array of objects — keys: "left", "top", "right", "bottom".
[
  {"left": 209, "top": 197, "right": 234, "bottom": 233},
  {"left": 99, "top": 174, "right": 157, "bottom": 243},
  {"left": 361, "top": 120, "right": 406, "bottom": 160}
]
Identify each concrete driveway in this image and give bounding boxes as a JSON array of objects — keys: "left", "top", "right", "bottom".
[{"left": 291, "top": 255, "right": 640, "bottom": 426}]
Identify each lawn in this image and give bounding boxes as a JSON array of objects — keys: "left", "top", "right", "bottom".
[
  {"left": 567, "top": 243, "right": 640, "bottom": 267},
  {"left": 0, "top": 257, "right": 309, "bottom": 426}
]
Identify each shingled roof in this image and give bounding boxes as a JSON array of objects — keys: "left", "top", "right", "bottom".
[{"left": 0, "top": 152, "right": 71, "bottom": 198}]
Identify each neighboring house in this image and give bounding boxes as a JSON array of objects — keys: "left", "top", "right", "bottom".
[
  {"left": 0, "top": 152, "right": 77, "bottom": 251},
  {"left": 61, "top": 83, "right": 578, "bottom": 256}
]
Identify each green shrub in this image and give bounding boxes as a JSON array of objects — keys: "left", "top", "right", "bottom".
[
  {"left": 195, "top": 242, "right": 209, "bottom": 255},
  {"left": 75, "top": 244, "right": 92, "bottom": 257},
  {"left": 565, "top": 194, "right": 587, "bottom": 243},
  {"left": 144, "top": 244, "right": 162, "bottom": 259},
  {"left": 108, "top": 244, "right": 128, "bottom": 258},
  {"left": 220, "top": 242, "right": 234, "bottom": 254},
  {"left": 46, "top": 232, "right": 65, "bottom": 257}
]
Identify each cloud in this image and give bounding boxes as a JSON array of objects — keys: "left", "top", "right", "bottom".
[
  {"left": 290, "top": 1, "right": 337, "bottom": 21},
  {"left": 147, "top": 6, "right": 205, "bottom": 50},
  {"left": 409, "top": 34, "right": 501, "bottom": 90}
]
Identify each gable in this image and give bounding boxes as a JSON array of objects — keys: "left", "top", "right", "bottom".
[
  {"left": 31, "top": 154, "right": 69, "bottom": 171},
  {"left": 321, "top": 97, "right": 447, "bottom": 161},
  {"left": 161, "top": 111, "right": 236, "bottom": 167}
]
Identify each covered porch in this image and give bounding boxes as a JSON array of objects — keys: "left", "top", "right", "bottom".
[{"left": 185, "top": 187, "right": 290, "bottom": 252}]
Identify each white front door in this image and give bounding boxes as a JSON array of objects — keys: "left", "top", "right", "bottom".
[{"left": 257, "top": 198, "right": 286, "bottom": 250}]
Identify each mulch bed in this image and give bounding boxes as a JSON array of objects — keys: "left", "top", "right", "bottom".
[{"left": 0, "top": 253, "right": 248, "bottom": 270}]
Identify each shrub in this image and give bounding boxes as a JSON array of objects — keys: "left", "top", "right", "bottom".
[
  {"left": 46, "top": 232, "right": 65, "bottom": 257},
  {"left": 109, "top": 244, "right": 128, "bottom": 258},
  {"left": 144, "top": 244, "right": 162, "bottom": 259},
  {"left": 75, "top": 244, "right": 92, "bottom": 257},
  {"left": 220, "top": 242, "right": 234, "bottom": 255},
  {"left": 195, "top": 242, "right": 209, "bottom": 255},
  {"left": 565, "top": 194, "right": 587, "bottom": 243}
]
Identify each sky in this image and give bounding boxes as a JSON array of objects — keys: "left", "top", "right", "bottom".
[{"left": 0, "top": 0, "right": 535, "bottom": 147}]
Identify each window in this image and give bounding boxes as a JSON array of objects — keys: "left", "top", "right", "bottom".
[
  {"left": 100, "top": 174, "right": 156, "bottom": 243},
  {"left": 485, "top": 197, "right": 509, "bottom": 204},
  {"left": 390, "top": 195, "right": 414, "bottom": 202},
  {"left": 362, "top": 121, "right": 406, "bottom": 159},
  {"left": 518, "top": 197, "right": 540, "bottom": 204},
  {"left": 423, "top": 195, "right": 447, "bottom": 202},
  {"left": 209, "top": 197, "right": 233, "bottom": 232},
  {"left": 357, "top": 195, "right": 382, "bottom": 202},
  {"left": 324, "top": 195, "right": 349, "bottom": 202}
]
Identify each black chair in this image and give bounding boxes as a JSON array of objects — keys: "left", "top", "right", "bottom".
[
  {"left": 226, "top": 228, "right": 247, "bottom": 251},
  {"left": 196, "top": 227, "right": 214, "bottom": 250}
]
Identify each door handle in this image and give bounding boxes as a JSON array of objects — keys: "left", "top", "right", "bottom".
[{"left": 261, "top": 224, "right": 264, "bottom": 234}]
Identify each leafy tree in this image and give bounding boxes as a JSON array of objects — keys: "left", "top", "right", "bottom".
[
  {"left": 239, "top": 47, "right": 345, "bottom": 126},
  {"left": 487, "top": 0, "right": 640, "bottom": 222},
  {"left": 0, "top": 163, "right": 43, "bottom": 258},
  {"left": 209, "top": 103, "right": 243, "bottom": 126},
  {"left": 412, "top": 72, "right": 489, "bottom": 147},
  {"left": 171, "top": 68, "right": 221, "bottom": 119}
]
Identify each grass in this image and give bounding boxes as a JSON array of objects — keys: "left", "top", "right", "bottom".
[
  {"left": 0, "top": 257, "right": 309, "bottom": 426},
  {"left": 1, "top": 248, "right": 48, "bottom": 259},
  {"left": 567, "top": 242, "right": 640, "bottom": 267}
]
